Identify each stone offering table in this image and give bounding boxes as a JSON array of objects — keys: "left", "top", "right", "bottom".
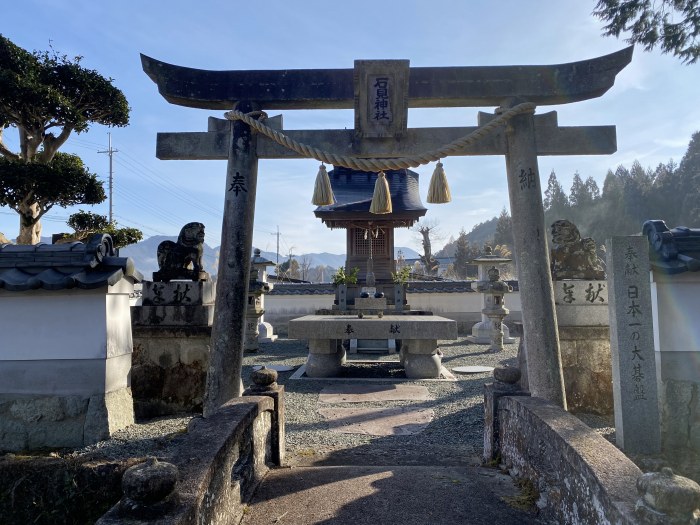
[{"left": 288, "top": 314, "right": 457, "bottom": 379}]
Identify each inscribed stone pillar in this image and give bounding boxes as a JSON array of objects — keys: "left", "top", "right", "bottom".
[
  {"left": 204, "top": 102, "right": 259, "bottom": 417},
  {"left": 607, "top": 236, "right": 661, "bottom": 454},
  {"left": 504, "top": 108, "right": 566, "bottom": 408}
]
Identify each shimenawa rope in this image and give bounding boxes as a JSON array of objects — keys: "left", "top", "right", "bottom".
[{"left": 223, "top": 102, "right": 535, "bottom": 172}]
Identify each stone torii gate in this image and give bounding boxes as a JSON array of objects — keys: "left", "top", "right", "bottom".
[{"left": 142, "top": 48, "right": 632, "bottom": 416}]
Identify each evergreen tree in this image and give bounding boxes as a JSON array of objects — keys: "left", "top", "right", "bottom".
[
  {"left": 569, "top": 172, "right": 593, "bottom": 209},
  {"left": 622, "top": 161, "right": 654, "bottom": 229},
  {"left": 602, "top": 169, "right": 622, "bottom": 201},
  {"left": 453, "top": 229, "right": 471, "bottom": 280},
  {"left": 493, "top": 207, "right": 514, "bottom": 249},
  {"left": 584, "top": 176, "right": 601, "bottom": 201},
  {"left": 650, "top": 160, "right": 680, "bottom": 224},
  {"left": 543, "top": 170, "right": 570, "bottom": 215},
  {"left": 65, "top": 210, "right": 142, "bottom": 249},
  {"left": 679, "top": 132, "right": 700, "bottom": 224},
  {"left": 279, "top": 258, "right": 301, "bottom": 280},
  {"left": 0, "top": 35, "right": 129, "bottom": 244},
  {"left": 543, "top": 170, "right": 573, "bottom": 235},
  {"left": 590, "top": 169, "right": 624, "bottom": 241},
  {"left": 594, "top": 0, "right": 700, "bottom": 64}
]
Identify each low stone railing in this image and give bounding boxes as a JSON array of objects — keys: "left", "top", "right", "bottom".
[
  {"left": 98, "top": 390, "right": 283, "bottom": 525},
  {"left": 484, "top": 381, "right": 700, "bottom": 525}
]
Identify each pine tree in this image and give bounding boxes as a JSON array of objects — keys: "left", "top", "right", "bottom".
[{"left": 0, "top": 35, "right": 129, "bottom": 244}]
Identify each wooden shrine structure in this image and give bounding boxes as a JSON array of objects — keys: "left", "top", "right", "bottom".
[{"left": 142, "top": 47, "right": 633, "bottom": 415}]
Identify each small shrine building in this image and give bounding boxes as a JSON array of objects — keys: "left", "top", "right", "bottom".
[{"left": 314, "top": 166, "right": 426, "bottom": 286}]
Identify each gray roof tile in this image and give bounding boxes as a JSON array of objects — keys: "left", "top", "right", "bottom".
[{"left": 0, "top": 234, "right": 142, "bottom": 291}]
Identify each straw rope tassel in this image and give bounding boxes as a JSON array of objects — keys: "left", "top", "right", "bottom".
[
  {"left": 311, "top": 163, "right": 335, "bottom": 205},
  {"left": 427, "top": 161, "right": 451, "bottom": 204},
  {"left": 369, "top": 171, "right": 392, "bottom": 214}
]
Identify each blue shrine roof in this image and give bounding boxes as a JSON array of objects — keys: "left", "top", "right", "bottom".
[
  {"left": 314, "top": 167, "right": 427, "bottom": 227},
  {"left": 0, "top": 234, "right": 142, "bottom": 291}
]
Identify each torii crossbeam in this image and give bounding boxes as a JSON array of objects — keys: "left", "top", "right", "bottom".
[{"left": 142, "top": 48, "right": 632, "bottom": 415}]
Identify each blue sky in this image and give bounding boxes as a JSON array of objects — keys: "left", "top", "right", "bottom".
[{"left": 2, "top": 0, "right": 699, "bottom": 256}]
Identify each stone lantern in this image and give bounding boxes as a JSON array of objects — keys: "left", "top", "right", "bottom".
[
  {"left": 245, "top": 249, "right": 275, "bottom": 352},
  {"left": 467, "top": 247, "right": 516, "bottom": 346},
  {"left": 477, "top": 266, "right": 513, "bottom": 352}
]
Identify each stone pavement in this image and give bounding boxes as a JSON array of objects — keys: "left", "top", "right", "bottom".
[{"left": 240, "top": 463, "right": 547, "bottom": 524}]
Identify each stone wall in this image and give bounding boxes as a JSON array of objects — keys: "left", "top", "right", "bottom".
[
  {"left": 651, "top": 270, "right": 700, "bottom": 460},
  {"left": 658, "top": 372, "right": 700, "bottom": 456},
  {"left": 98, "top": 396, "right": 280, "bottom": 525},
  {"left": 0, "top": 390, "right": 133, "bottom": 451},
  {"left": 494, "top": 395, "right": 640, "bottom": 524},
  {"left": 0, "top": 283, "right": 136, "bottom": 450}
]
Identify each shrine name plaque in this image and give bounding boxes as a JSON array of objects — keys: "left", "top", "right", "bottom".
[{"left": 354, "top": 59, "right": 409, "bottom": 139}]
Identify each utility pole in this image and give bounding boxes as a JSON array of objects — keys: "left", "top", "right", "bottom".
[
  {"left": 98, "top": 133, "right": 118, "bottom": 223},
  {"left": 270, "top": 225, "right": 281, "bottom": 267},
  {"left": 270, "top": 225, "right": 281, "bottom": 279}
]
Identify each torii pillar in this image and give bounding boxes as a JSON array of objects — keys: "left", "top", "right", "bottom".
[
  {"left": 142, "top": 47, "right": 632, "bottom": 413},
  {"left": 505, "top": 106, "right": 565, "bottom": 406},
  {"left": 204, "top": 101, "right": 259, "bottom": 415}
]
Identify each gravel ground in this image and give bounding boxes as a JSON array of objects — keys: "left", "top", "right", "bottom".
[
  {"left": 54, "top": 336, "right": 616, "bottom": 468},
  {"left": 250, "top": 337, "right": 519, "bottom": 466},
  {"left": 243, "top": 337, "right": 617, "bottom": 467}
]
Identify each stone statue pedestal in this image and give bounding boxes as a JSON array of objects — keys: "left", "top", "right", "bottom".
[
  {"left": 131, "top": 280, "right": 215, "bottom": 417},
  {"left": 554, "top": 279, "right": 612, "bottom": 415},
  {"left": 134, "top": 281, "right": 215, "bottom": 326}
]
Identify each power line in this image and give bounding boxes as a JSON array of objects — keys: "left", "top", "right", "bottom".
[
  {"left": 117, "top": 150, "right": 224, "bottom": 218},
  {"left": 69, "top": 135, "right": 225, "bottom": 221},
  {"left": 68, "top": 136, "right": 107, "bottom": 149},
  {"left": 113, "top": 214, "right": 169, "bottom": 236},
  {"left": 112, "top": 185, "right": 186, "bottom": 228}
]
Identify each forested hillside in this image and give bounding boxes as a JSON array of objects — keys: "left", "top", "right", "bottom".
[{"left": 543, "top": 131, "right": 700, "bottom": 247}]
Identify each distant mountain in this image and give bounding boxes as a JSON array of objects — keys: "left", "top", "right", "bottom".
[
  {"left": 120, "top": 236, "right": 220, "bottom": 279},
  {"left": 294, "top": 252, "right": 346, "bottom": 269},
  {"left": 119, "top": 238, "right": 421, "bottom": 280}
]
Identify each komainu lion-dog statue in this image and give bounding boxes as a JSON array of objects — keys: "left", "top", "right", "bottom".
[
  {"left": 153, "top": 222, "right": 209, "bottom": 282},
  {"left": 550, "top": 219, "right": 606, "bottom": 280}
]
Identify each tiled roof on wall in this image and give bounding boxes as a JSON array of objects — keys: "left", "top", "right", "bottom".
[{"left": 0, "top": 234, "right": 142, "bottom": 291}]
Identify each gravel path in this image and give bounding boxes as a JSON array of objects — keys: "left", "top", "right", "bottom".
[
  {"left": 256, "top": 340, "right": 517, "bottom": 465},
  {"left": 58, "top": 336, "right": 615, "bottom": 468},
  {"left": 243, "top": 337, "right": 596, "bottom": 467}
]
